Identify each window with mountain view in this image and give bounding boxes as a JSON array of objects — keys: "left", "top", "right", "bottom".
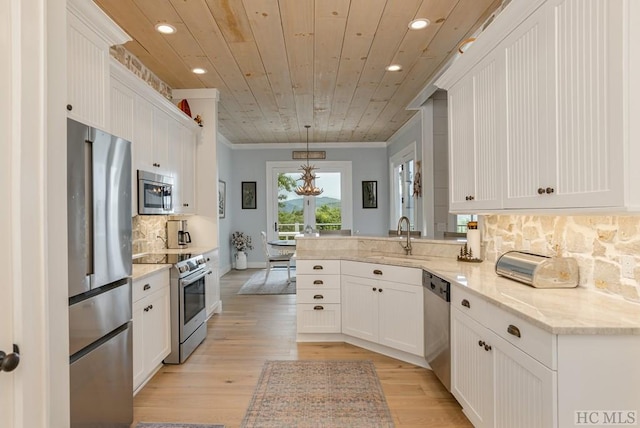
[{"left": 277, "top": 172, "right": 343, "bottom": 240}]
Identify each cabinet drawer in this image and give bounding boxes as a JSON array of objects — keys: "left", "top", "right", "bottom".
[
  {"left": 296, "top": 260, "right": 341, "bottom": 275},
  {"left": 297, "top": 288, "right": 341, "bottom": 304},
  {"left": 297, "top": 304, "right": 341, "bottom": 333},
  {"left": 486, "top": 305, "right": 556, "bottom": 369},
  {"left": 133, "top": 270, "right": 169, "bottom": 303},
  {"left": 450, "top": 285, "right": 488, "bottom": 325},
  {"left": 341, "top": 260, "right": 421, "bottom": 284},
  {"left": 296, "top": 274, "right": 341, "bottom": 289}
]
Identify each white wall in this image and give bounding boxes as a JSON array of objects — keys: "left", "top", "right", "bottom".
[
  {"left": 216, "top": 134, "right": 233, "bottom": 273},
  {"left": 222, "top": 145, "right": 389, "bottom": 265}
]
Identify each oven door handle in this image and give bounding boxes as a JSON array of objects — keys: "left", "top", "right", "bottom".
[{"left": 180, "top": 269, "right": 208, "bottom": 286}]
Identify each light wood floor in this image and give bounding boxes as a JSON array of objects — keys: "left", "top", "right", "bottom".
[{"left": 131, "top": 268, "right": 472, "bottom": 428}]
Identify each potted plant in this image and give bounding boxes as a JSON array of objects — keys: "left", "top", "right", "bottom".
[{"left": 231, "top": 231, "right": 253, "bottom": 270}]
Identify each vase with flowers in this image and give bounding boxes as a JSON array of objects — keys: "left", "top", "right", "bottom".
[{"left": 231, "top": 231, "right": 253, "bottom": 270}]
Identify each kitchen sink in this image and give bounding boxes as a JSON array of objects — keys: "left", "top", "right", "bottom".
[{"left": 365, "top": 254, "right": 430, "bottom": 264}]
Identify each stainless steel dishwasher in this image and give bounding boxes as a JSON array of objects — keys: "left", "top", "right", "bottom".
[{"left": 423, "top": 270, "right": 451, "bottom": 391}]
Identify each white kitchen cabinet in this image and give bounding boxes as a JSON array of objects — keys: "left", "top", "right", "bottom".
[
  {"left": 451, "top": 307, "right": 556, "bottom": 428},
  {"left": 66, "top": 1, "right": 129, "bottom": 129},
  {"left": 203, "top": 249, "right": 221, "bottom": 318},
  {"left": 451, "top": 306, "right": 493, "bottom": 427},
  {"left": 132, "top": 270, "right": 171, "bottom": 393},
  {"left": 438, "top": 0, "right": 635, "bottom": 212},
  {"left": 341, "top": 261, "right": 423, "bottom": 356},
  {"left": 448, "top": 54, "right": 503, "bottom": 212},
  {"left": 133, "top": 96, "right": 155, "bottom": 172},
  {"left": 451, "top": 283, "right": 557, "bottom": 428},
  {"left": 110, "top": 77, "right": 137, "bottom": 213},
  {"left": 502, "top": 0, "right": 624, "bottom": 209},
  {"left": 169, "top": 123, "right": 197, "bottom": 214},
  {"left": 110, "top": 59, "right": 201, "bottom": 215},
  {"left": 67, "top": 8, "right": 108, "bottom": 128},
  {"left": 296, "top": 260, "right": 341, "bottom": 334}
]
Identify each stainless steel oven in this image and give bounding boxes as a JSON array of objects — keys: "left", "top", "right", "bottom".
[
  {"left": 138, "top": 170, "right": 173, "bottom": 215},
  {"left": 179, "top": 267, "right": 207, "bottom": 342}
]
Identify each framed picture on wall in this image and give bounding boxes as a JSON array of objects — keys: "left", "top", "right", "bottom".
[
  {"left": 242, "top": 181, "right": 257, "bottom": 209},
  {"left": 218, "top": 180, "right": 226, "bottom": 218},
  {"left": 362, "top": 180, "right": 377, "bottom": 209}
]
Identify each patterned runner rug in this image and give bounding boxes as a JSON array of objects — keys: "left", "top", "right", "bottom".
[
  {"left": 241, "top": 360, "right": 395, "bottom": 427},
  {"left": 136, "top": 424, "right": 224, "bottom": 428},
  {"left": 237, "top": 269, "right": 296, "bottom": 295}
]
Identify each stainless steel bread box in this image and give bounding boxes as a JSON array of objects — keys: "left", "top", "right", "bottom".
[{"left": 495, "top": 251, "right": 579, "bottom": 288}]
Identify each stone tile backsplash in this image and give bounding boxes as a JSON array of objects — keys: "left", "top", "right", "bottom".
[
  {"left": 132, "top": 215, "right": 170, "bottom": 255},
  {"left": 482, "top": 215, "right": 640, "bottom": 301},
  {"left": 109, "top": 45, "right": 172, "bottom": 100}
]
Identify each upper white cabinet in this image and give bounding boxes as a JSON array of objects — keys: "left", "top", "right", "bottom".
[
  {"left": 67, "top": 1, "right": 129, "bottom": 129},
  {"left": 169, "top": 123, "right": 197, "bottom": 214},
  {"left": 448, "top": 54, "right": 503, "bottom": 212},
  {"left": 438, "top": 0, "right": 637, "bottom": 212},
  {"left": 109, "top": 60, "right": 200, "bottom": 215}
]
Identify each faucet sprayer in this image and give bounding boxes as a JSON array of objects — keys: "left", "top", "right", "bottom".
[{"left": 396, "top": 216, "right": 413, "bottom": 255}]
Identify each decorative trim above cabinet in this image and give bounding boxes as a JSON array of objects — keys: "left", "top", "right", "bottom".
[
  {"left": 67, "top": 0, "right": 130, "bottom": 46},
  {"left": 110, "top": 59, "right": 200, "bottom": 132},
  {"left": 436, "top": 0, "right": 546, "bottom": 89}
]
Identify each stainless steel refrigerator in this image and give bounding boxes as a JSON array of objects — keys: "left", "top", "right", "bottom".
[{"left": 67, "top": 118, "right": 133, "bottom": 427}]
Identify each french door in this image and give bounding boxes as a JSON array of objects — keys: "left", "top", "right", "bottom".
[
  {"left": 389, "top": 143, "right": 417, "bottom": 230},
  {"left": 266, "top": 161, "right": 353, "bottom": 241}
]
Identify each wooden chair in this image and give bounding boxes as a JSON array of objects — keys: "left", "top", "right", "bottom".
[{"left": 260, "top": 232, "right": 293, "bottom": 282}]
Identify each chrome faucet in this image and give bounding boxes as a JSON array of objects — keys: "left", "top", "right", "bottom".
[{"left": 396, "top": 216, "right": 412, "bottom": 255}]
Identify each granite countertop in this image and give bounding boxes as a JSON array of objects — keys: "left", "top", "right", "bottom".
[
  {"left": 296, "top": 251, "right": 640, "bottom": 335},
  {"left": 132, "top": 263, "right": 171, "bottom": 281},
  {"left": 131, "top": 246, "right": 218, "bottom": 280}
]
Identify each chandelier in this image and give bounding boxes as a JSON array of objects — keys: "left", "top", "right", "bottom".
[{"left": 295, "top": 125, "right": 323, "bottom": 196}]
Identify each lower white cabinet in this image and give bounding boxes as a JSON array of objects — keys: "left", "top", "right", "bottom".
[
  {"left": 451, "top": 307, "right": 556, "bottom": 428},
  {"left": 296, "top": 260, "right": 341, "bottom": 333},
  {"left": 341, "top": 261, "right": 423, "bottom": 356},
  {"left": 132, "top": 270, "right": 171, "bottom": 393},
  {"left": 203, "top": 249, "right": 221, "bottom": 318}
]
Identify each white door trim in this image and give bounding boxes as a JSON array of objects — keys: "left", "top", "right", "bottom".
[
  {"left": 3, "top": 0, "right": 69, "bottom": 427},
  {"left": 266, "top": 161, "right": 353, "bottom": 241},
  {"left": 388, "top": 142, "right": 417, "bottom": 229}
]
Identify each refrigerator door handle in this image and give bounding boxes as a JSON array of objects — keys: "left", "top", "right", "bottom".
[{"left": 84, "top": 139, "right": 95, "bottom": 288}]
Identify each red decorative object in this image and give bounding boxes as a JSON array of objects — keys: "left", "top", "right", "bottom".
[{"left": 178, "top": 99, "right": 192, "bottom": 117}]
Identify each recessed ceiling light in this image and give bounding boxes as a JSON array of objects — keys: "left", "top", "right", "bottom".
[
  {"left": 155, "top": 23, "right": 176, "bottom": 34},
  {"left": 192, "top": 68, "right": 207, "bottom": 75},
  {"left": 385, "top": 64, "right": 402, "bottom": 72},
  {"left": 408, "top": 18, "right": 430, "bottom": 30}
]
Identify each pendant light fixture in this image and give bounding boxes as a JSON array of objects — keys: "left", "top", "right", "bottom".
[{"left": 294, "top": 125, "right": 323, "bottom": 196}]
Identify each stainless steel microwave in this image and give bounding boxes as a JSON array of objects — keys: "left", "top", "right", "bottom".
[{"left": 138, "top": 170, "right": 173, "bottom": 215}]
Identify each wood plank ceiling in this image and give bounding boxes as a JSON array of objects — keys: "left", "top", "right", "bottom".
[{"left": 95, "top": 0, "right": 502, "bottom": 145}]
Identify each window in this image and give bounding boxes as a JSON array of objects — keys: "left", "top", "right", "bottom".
[{"left": 266, "top": 162, "right": 352, "bottom": 240}]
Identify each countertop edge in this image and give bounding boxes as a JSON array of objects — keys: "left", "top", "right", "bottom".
[
  {"left": 296, "top": 252, "right": 640, "bottom": 336},
  {"left": 132, "top": 264, "right": 171, "bottom": 281}
]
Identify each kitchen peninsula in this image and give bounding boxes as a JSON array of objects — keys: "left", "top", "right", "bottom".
[{"left": 295, "top": 235, "right": 640, "bottom": 428}]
